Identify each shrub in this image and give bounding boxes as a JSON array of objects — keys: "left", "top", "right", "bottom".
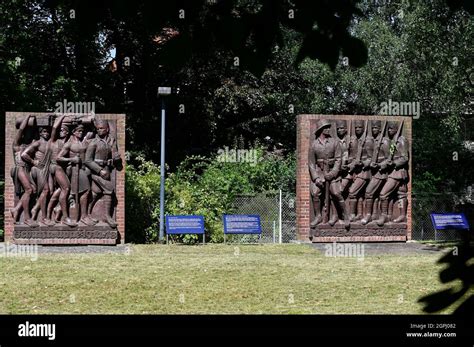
[
  {"left": 125, "top": 155, "right": 162, "bottom": 243},
  {"left": 125, "top": 148, "right": 295, "bottom": 243}
]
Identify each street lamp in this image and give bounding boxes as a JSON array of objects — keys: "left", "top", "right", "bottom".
[{"left": 158, "top": 86, "right": 172, "bottom": 241}]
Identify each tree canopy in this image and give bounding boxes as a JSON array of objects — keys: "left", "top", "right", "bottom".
[{"left": 0, "top": 0, "right": 472, "bottom": 193}]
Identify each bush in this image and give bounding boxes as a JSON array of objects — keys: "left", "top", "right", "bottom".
[
  {"left": 125, "top": 155, "right": 162, "bottom": 243},
  {"left": 125, "top": 148, "right": 295, "bottom": 243}
]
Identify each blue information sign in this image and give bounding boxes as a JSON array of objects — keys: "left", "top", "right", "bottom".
[
  {"left": 223, "top": 214, "right": 262, "bottom": 234},
  {"left": 430, "top": 213, "right": 470, "bottom": 230},
  {"left": 165, "top": 215, "right": 205, "bottom": 235}
]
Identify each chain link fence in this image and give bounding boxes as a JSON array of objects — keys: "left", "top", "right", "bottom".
[
  {"left": 229, "top": 191, "right": 296, "bottom": 243},
  {"left": 281, "top": 192, "right": 297, "bottom": 243},
  {"left": 231, "top": 191, "right": 473, "bottom": 243}
]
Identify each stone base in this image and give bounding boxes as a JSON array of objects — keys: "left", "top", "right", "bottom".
[
  {"left": 310, "top": 222, "right": 407, "bottom": 242},
  {"left": 12, "top": 224, "right": 118, "bottom": 245}
]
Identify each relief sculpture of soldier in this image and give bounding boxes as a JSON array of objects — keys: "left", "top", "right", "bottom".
[
  {"left": 10, "top": 115, "right": 38, "bottom": 227},
  {"left": 308, "top": 119, "right": 350, "bottom": 229},
  {"left": 21, "top": 124, "right": 54, "bottom": 226},
  {"left": 361, "top": 120, "right": 390, "bottom": 225},
  {"left": 57, "top": 123, "right": 98, "bottom": 226},
  {"left": 336, "top": 120, "right": 351, "bottom": 194},
  {"left": 346, "top": 120, "right": 371, "bottom": 222},
  {"left": 85, "top": 120, "right": 123, "bottom": 228},
  {"left": 376, "top": 120, "right": 409, "bottom": 226}
]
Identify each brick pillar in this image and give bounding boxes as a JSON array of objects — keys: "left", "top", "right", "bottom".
[{"left": 4, "top": 112, "right": 17, "bottom": 242}]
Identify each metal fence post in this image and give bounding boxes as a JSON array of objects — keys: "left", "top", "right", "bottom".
[
  {"left": 273, "top": 221, "right": 276, "bottom": 243},
  {"left": 279, "top": 189, "right": 282, "bottom": 244}
]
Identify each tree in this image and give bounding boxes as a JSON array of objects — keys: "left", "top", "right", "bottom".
[{"left": 0, "top": 0, "right": 472, "bottom": 191}]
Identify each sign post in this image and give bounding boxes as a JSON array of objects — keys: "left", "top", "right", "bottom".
[{"left": 158, "top": 87, "right": 172, "bottom": 242}]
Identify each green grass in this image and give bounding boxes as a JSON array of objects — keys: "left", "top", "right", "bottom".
[{"left": 0, "top": 244, "right": 470, "bottom": 314}]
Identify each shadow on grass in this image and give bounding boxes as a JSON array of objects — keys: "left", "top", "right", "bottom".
[{"left": 418, "top": 239, "right": 474, "bottom": 317}]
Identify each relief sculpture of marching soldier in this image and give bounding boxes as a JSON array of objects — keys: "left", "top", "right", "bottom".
[
  {"left": 361, "top": 120, "right": 390, "bottom": 225},
  {"left": 336, "top": 120, "right": 352, "bottom": 195},
  {"left": 376, "top": 120, "right": 409, "bottom": 226},
  {"left": 346, "top": 120, "right": 371, "bottom": 222},
  {"left": 85, "top": 120, "right": 123, "bottom": 228},
  {"left": 360, "top": 120, "right": 409, "bottom": 226},
  {"left": 303, "top": 116, "right": 410, "bottom": 241},
  {"left": 309, "top": 119, "right": 350, "bottom": 229}
]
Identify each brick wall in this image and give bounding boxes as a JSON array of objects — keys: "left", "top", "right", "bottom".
[
  {"left": 296, "top": 114, "right": 412, "bottom": 242},
  {"left": 4, "top": 113, "right": 15, "bottom": 242},
  {"left": 3, "top": 112, "right": 126, "bottom": 245}
]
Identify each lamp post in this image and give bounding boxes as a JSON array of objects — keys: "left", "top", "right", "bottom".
[{"left": 158, "top": 87, "right": 172, "bottom": 241}]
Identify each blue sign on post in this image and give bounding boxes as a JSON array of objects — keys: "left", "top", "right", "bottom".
[
  {"left": 223, "top": 214, "right": 262, "bottom": 244},
  {"left": 165, "top": 215, "right": 205, "bottom": 244},
  {"left": 430, "top": 213, "right": 470, "bottom": 230}
]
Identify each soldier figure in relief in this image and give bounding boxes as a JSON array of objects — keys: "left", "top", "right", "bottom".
[
  {"left": 85, "top": 120, "right": 122, "bottom": 228},
  {"left": 376, "top": 121, "right": 409, "bottom": 226},
  {"left": 361, "top": 120, "right": 390, "bottom": 225},
  {"left": 336, "top": 120, "right": 352, "bottom": 194},
  {"left": 308, "top": 119, "right": 350, "bottom": 228},
  {"left": 346, "top": 120, "right": 371, "bottom": 222}
]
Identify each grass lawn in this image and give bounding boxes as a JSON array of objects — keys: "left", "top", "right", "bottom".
[{"left": 0, "top": 244, "right": 470, "bottom": 314}]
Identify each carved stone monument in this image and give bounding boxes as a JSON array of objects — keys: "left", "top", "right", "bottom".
[
  {"left": 296, "top": 115, "right": 412, "bottom": 242},
  {"left": 4, "top": 112, "right": 125, "bottom": 245}
]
